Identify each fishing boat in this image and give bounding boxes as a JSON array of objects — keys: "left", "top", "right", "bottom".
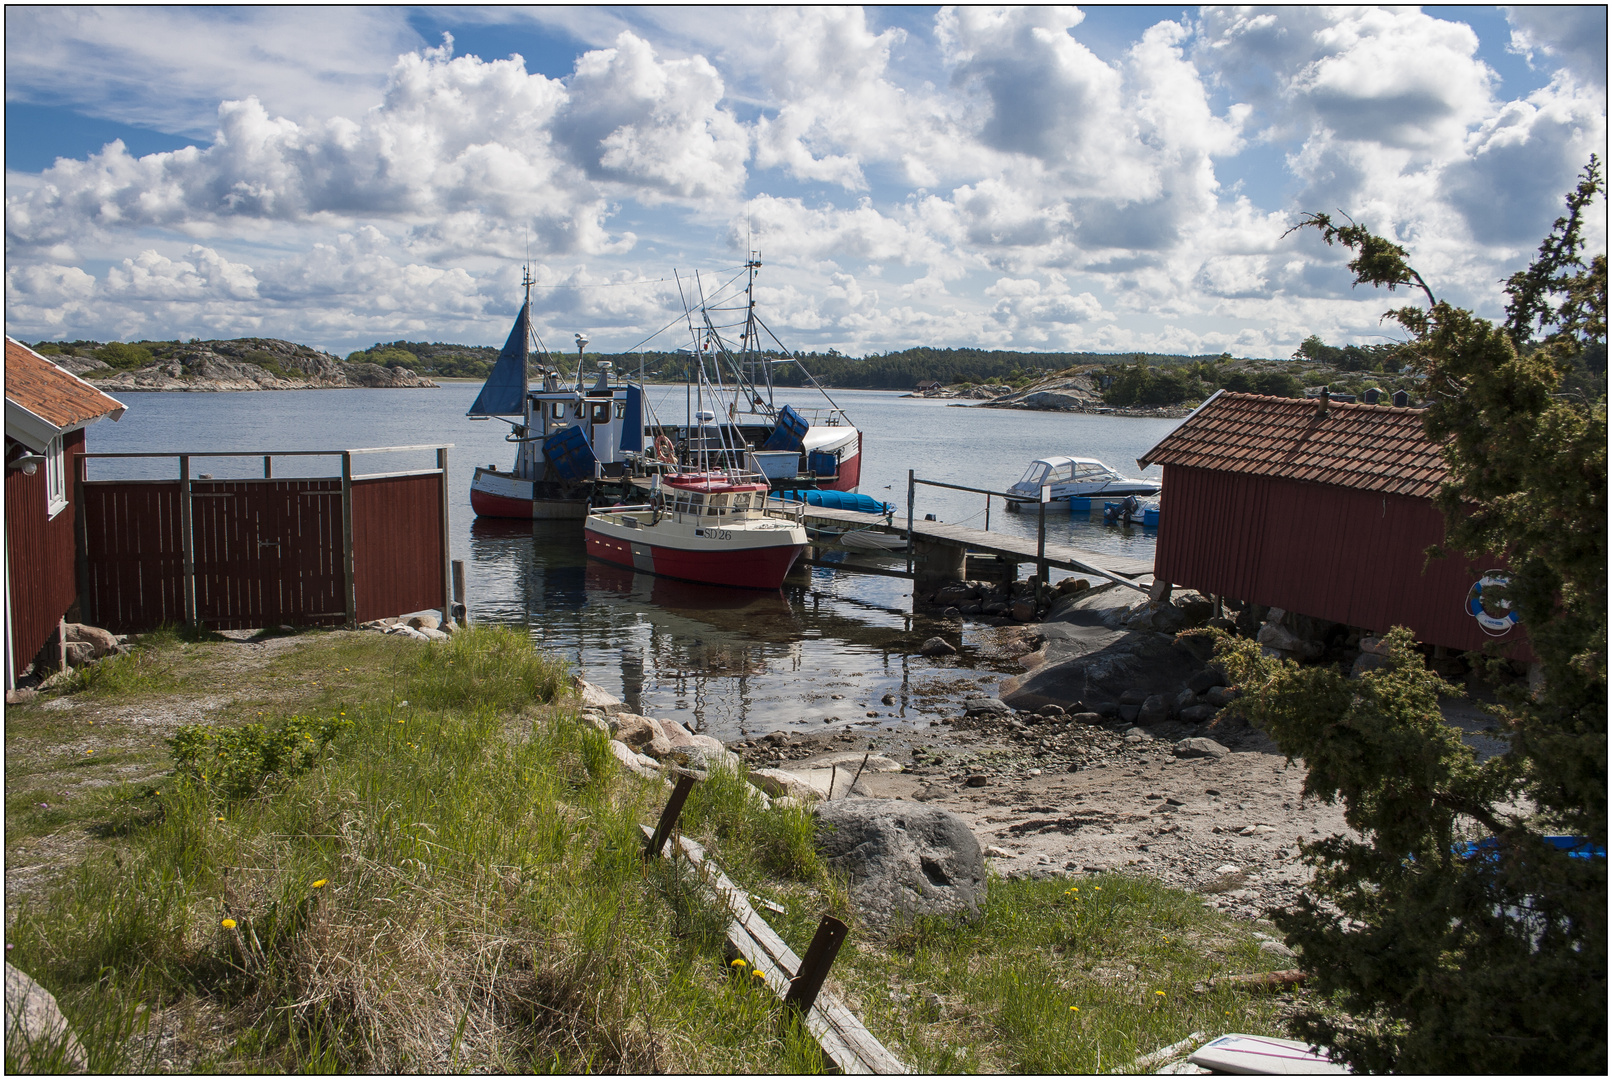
[
  {"left": 584, "top": 470, "right": 808, "bottom": 589},
  {"left": 467, "top": 268, "right": 652, "bottom": 519},
  {"left": 1005, "top": 456, "right": 1160, "bottom": 507},
  {"left": 661, "top": 256, "right": 863, "bottom": 493}
]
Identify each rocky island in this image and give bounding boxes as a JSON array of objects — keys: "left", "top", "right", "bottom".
[{"left": 40, "top": 337, "right": 437, "bottom": 392}]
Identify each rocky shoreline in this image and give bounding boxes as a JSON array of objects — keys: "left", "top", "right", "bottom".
[
  {"left": 52, "top": 337, "right": 437, "bottom": 392},
  {"left": 907, "top": 371, "right": 1194, "bottom": 418}
]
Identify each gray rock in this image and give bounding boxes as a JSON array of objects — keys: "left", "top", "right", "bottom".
[
  {"left": 608, "top": 739, "right": 660, "bottom": 779},
  {"left": 1204, "top": 685, "right": 1239, "bottom": 707},
  {"left": 1174, "top": 737, "right": 1230, "bottom": 759},
  {"left": 419, "top": 627, "right": 449, "bottom": 642},
  {"left": 572, "top": 676, "right": 625, "bottom": 714},
  {"left": 407, "top": 613, "right": 440, "bottom": 631},
  {"left": 1187, "top": 668, "right": 1227, "bottom": 694},
  {"left": 1010, "top": 599, "right": 1037, "bottom": 621},
  {"left": 1179, "top": 704, "right": 1219, "bottom": 723},
  {"left": 666, "top": 744, "right": 743, "bottom": 774},
  {"left": 918, "top": 637, "right": 957, "bottom": 657},
  {"left": 963, "top": 697, "right": 1011, "bottom": 716},
  {"left": 1350, "top": 652, "right": 1389, "bottom": 678},
  {"left": 1258, "top": 939, "right": 1297, "bottom": 959},
  {"left": 1117, "top": 704, "right": 1141, "bottom": 723},
  {"left": 814, "top": 798, "right": 987, "bottom": 929},
  {"left": 609, "top": 713, "right": 662, "bottom": 751},
  {"left": 1139, "top": 694, "right": 1171, "bottom": 725},
  {"left": 64, "top": 623, "right": 118, "bottom": 657},
  {"left": 749, "top": 768, "right": 825, "bottom": 802},
  {"left": 4, "top": 962, "right": 86, "bottom": 1072},
  {"left": 64, "top": 641, "right": 96, "bottom": 667},
  {"left": 934, "top": 583, "right": 978, "bottom": 607}
]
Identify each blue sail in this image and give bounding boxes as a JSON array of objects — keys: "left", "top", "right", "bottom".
[
  {"left": 620, "top": 385, "right": 644, "bottom": 453},
  {"left": 466, "top": 304, "right": 529, "bottom": 416}
]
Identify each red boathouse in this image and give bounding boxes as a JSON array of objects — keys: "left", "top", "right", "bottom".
[
  {"left": 5, "top": 339, "right": 127, "bottom": 689},
  {"left": 1138, "top": 390, "right": 1527, "bottom": 656}
]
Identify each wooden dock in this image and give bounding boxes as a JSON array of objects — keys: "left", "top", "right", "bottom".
[{"left": 797, "top": 504, "right": 1154, "bottom": 589}]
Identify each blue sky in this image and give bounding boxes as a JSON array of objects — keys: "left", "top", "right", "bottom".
[{"left": 5, "top": 6, "right": 1605, "bottom": 358}]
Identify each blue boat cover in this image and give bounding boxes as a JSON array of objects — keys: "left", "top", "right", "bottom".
[
  {"left": 771, "top": 489, "right": 893, "bottom": 515},
  {"left": 621, "top": 385, "right": 643, "bottom": 453},
  {"left": 544, "top": 425, "right": 597, "bottom": 482},
  {"left": 762, "top": 404, "right": 809, "bottom": 451},
  {"left": 467, "top": 304, "right": 529, "bottom": 417}
]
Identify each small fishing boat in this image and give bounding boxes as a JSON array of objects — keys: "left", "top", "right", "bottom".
[
  {"left": 584, "top": 470, "right": 807, "bottom": 589},
  {"left": 1005, "top": 456, "right": 1160, "bottom": 506},
  {"left": 468, "top": 268, "right": 650, "bottom": 519}
]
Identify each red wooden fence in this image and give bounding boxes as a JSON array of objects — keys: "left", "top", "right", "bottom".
[{"left": 76, "top": 447, "right": 450, "bottom": 633}]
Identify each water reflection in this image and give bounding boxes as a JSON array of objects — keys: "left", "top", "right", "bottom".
[{"left": 465, "top": 514, "right": 965, "bottom": 738}]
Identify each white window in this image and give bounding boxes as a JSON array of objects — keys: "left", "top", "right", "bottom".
[{"left": 45, "top": 435, "right": 67, "bottom": 518}]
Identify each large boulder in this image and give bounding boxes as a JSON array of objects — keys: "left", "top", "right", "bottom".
[
  {"left": 609, "top": 713, "right": 673, "bottom": 758},
  {"left": 998, "top": 629, "right": 1202, "bottom": 714},
  {"left": 814, "top": 799, "right": 986, "bottom": 930},
  {"left": 5, "top": 962, "right": 87, "bottom": 1073},
  {"left": 918, "top": 637, "right": 957, "bottom": 657},
  {"left": 63, "top": 623, "right": 117, "bottom": 658}
]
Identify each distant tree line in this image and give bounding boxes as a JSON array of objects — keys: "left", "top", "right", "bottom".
[
  {"left": 345, "top": 341, "right": 500, "bottom": 378},
  {"left": 1102, "top": 356, "right": 1306, "bottom": 406}
]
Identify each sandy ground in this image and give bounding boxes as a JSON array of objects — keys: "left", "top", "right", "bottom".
[{"left": 732, "top": 713, "right": 1349, "bottom": 922}]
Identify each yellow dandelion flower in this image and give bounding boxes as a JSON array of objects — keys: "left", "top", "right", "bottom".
[
  {"left": 221, "top": 918, "right": 236, "bottom": 929},
  {"left": 216, "top": 816, "right": 225, "bottom": 822},
  {"left": 1154, "top": 990, "right": 1166, "bottom": 997},
  {"left": 730, "top": 958, "right": 747, "bottom": 969},
  {"left": 751, "top": 969, "right": 765, "bottom": 980},
  {"left": 311, "top": 879, "right": 328, "bottom": 889},
  {"left": 85, "top": 749, "right": 93, "bottom": 755},
  {"left": 1069, "top": 1005, "right": 1079, "bottom": 1012}
]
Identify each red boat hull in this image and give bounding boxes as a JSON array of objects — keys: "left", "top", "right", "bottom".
[{"left": 584, "top": 529, "right": 803, "bottom": 589}]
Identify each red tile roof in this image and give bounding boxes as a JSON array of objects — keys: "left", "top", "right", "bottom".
[
  {"left": 1138, "top": 390, "right": 1448, "bottom": 499},
  {"left": 5, "top": 338, "right": 126, "bottom": 432}
]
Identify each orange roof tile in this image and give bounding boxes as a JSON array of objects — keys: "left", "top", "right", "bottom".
[
  {"left": 1138, "top": 390, "right": 1448, "bottom": 500},
  {"left": 5, "top": 338, "right": 126, "bottom": 437}
]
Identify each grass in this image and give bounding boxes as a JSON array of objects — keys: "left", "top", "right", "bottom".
[{"left": 5, "top": 624, "right": 1320, "bottom": 1073}]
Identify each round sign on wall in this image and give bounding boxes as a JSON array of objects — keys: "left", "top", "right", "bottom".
[{"left": 1465, "top": 571, "right": 1520, "bottom": 636}]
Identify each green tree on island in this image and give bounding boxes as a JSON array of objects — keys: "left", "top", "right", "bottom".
[{"left": 1205, "top": 160, "right": 1605, "bottom": 1073}]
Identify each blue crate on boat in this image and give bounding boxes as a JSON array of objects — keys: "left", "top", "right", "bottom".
[
  {"left": 544, "top": 425, "right": 597, "bottom": 483},
  {"left": 762, "top": 405, "right": 809, "bottom": 451},
  {"left": 808, "top": 450, "right": 838, "bottom": 477}
]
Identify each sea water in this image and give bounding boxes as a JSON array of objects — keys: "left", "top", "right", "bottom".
[{"left": 85, "top": 386, "right": 1180, "bottom": 739}]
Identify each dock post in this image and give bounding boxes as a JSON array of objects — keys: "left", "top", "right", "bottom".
[
  {"left": 452, "top": 559, "right": 467, "bottom": 624},
  {"left": 1036, "top": 486, "right": 1049, "bottom": 583},
  {"left": 905, "top": 469, "right": 915, "bottom": 578}
]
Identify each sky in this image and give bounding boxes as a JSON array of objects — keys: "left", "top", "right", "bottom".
[{"left": 4, "top": 5, "right": 1606, "bottom": 360}]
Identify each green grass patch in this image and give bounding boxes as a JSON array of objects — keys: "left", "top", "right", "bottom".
[
  {"left": 838, "top": 873, "right": 1304, "bottom": 1072},
  {"left": 7, "top": 624, "right": 1323, "bottom": 1073}
]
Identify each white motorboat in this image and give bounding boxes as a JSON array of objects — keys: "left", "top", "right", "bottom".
[{"left": 1005, "top": 456, "right": 1160, "bottom": 504}]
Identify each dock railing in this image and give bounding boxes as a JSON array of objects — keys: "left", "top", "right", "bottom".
[{"left": 905, "top": 470, "right": 1053, "bottom": 579}]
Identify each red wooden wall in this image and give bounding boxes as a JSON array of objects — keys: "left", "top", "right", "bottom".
[
  {"left": 6, "top": 430, "right": 84, "bottom": 677},
  {"left": 352, "top": 472, "right": 445, "bottom": 623},
  {"left": 1154, "top": 464, "right": 1530, "bottom": 656}
]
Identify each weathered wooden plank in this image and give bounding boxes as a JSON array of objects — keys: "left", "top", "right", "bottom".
[{"left": 642, "top": 825, "right": 907, "bottom": 1075}]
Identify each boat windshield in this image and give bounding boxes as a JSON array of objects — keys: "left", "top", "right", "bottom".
[
  {"left": 1071, "top": 461, "right": 1117, "bottom": 481},
  {"left": 1016, "top": 461, "right": 1051, "bottom": 487}
]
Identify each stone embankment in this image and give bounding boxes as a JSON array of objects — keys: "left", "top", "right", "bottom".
[{"left": 67, "top": 338, "right": 436, "bottom": 392}]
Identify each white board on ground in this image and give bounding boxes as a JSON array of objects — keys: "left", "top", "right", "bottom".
[{"left": 1186, "top": 1033, "right": 1349, "bottom": 1075}]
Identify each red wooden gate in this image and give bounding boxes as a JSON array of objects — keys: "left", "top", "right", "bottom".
[{"left": 77, "top": 448, "right": 450, "bottom": 633}]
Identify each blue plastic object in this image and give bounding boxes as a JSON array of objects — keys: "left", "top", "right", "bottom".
[
  {"left": 620, "top": 386, "right": 643, "bottom": 453},
  {"left": 762, "top": 405, "right": 809, "bottom": 451},
  {"left": 1458, "top": 835, "right": 1606, "bottom": 862},
  {"left": 771, "top": 489, "right": 894, "bottom": 515},
  {"left": 543, "top": 425, "right": 597, "bottom": 482},
  {"left": 808, "top": 450, "right": 838, "bottom": 477}
]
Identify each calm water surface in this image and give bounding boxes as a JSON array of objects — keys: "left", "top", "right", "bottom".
[{"left": 87, "top": 386, "right": 1181, "bottom": 739}]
